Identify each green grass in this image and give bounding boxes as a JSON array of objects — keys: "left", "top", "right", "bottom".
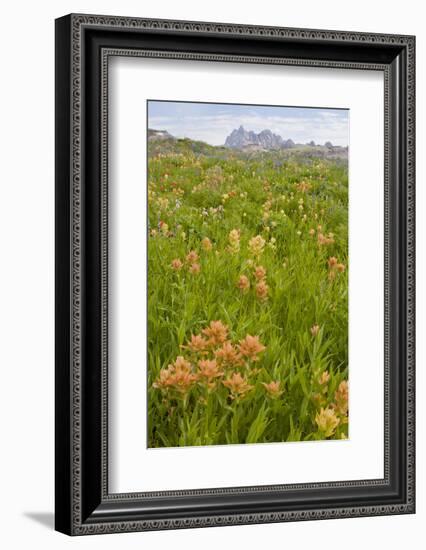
[{"left": 147, "top": 140, "right": 348, "bottom": 447}]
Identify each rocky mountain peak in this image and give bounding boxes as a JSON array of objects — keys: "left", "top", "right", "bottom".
[{"left": 224, "top": 127, "right": 295, "bottom": 150}]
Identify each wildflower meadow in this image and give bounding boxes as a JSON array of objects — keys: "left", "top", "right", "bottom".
[{"left": 147, "top": 130, "right": 349, "bottom": 447}]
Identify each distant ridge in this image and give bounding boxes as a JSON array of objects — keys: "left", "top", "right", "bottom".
[
  {"left": 147, "top": 128, "right": 347, "bottom": 160},
  {"left": 148, "top": 128, "right": 174, "bottom": 141}
]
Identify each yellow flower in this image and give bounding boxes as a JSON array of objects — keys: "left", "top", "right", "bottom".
[
  {"left": 310, "top": 324, "right": 320, "bottom": 337},
  {"left": 171, "top": 258, "right": 183, "bottom": 271},
  {"left": 262, "top": 381, "right": 283, "bottom": 399},
  {"left": 223, "top": 372, "right": 253, "bottom": 398},
  {"left": 318, "top": 371, "right": 330, "bottom": 385},
  {"left": 248, "top": 235, "right": 266, "bottom": 257},
  {"left": 228, "top": 229, "right": 241, "bottom": 254},
  {"left": 201, "top": 237, "right": 212, "bottom": 251},
  {"left": 311, "top": 392, "right": 325, "bottom": 408},
  {"left": 237, "top": 334, "right": 266, "bottom": 361},
  {"left": 160, "top": 222, "right": 169, "bottom": 236},
  {"left": 255, "top": 280, "right": 269, "bottom": 302},
  {"left": 237, "top": 275, "right": 250, "bottom": 293},
  {"left": 157, "top": 197, "right": 169, "bottom": 210},
  {"left": 336, "top": 263, "right": 346, "bottom": 273},
  {"left": 229, "top": 229, "right": 240, "bottom": 243},
  {"left": 315, "top": 407, "right": 340, "bottom": 437},
  {"left": 335, "top": 380, "right": 349, "bottom": 416},
  {"left": 172, "top": 187, "right": 184, "bottom": 197}
]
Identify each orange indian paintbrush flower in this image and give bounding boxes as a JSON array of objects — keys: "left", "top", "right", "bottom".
[
  {"left": 318, "top": 232, "right": 335, "bottom": 246},
  {"left": 189, "top": 262, "right": 201, "bottom": 275},
  {"left": 186, "top": 250, "right": 199, "bottom": 264},
  {"left": 327, "top": 257, "right": 345, "bottom": 279},
  {"left": 222, "top": 372, "right": 253, "bottom": 398},
  {"left": 254, "top": 265, "right": 267, "bottom": 281},
  {"left": 197, "top": 359, "right": 223, "bottom": 381},
  {"left": 152, "top": 368, "right": 175, "bottom": 390},
  {"left": 202, "top": 320, "right": 228, "bottom": 347},
  {"left": 182, "top": 334, "right": 208, "bottom": 353},
  {"left": 255, "top": 280, "right": 269, "bottom": 302},
  {"left": 171, "top": 258, "right": 183, "bottom": 271},
  {"left": 237, "top": 275, "right": 250, "bottom": 293},
  {"left": 153, "top": 356, "right": 197, "bottom": 393},
  {"left": 214, "top": 341, "right": 243, "bottom": 367},
  {"left": 262, "top": 381, "right": 283, "bottom": 398},
  {"left": 296, "top": 181, "right": 312, "bottom": 193},
  {"left": 328, "top": 256, "right": 338, "bottom": 268},
  {"left": 237, "top": 334, "right": 266, "bottom": 361}
]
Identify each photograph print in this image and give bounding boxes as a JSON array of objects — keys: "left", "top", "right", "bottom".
[{"left": 147, "top": 100, "right": 349, "bottom": 448}]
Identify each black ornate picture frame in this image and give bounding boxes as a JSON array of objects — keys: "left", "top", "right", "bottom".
[{"left": 55, "top": 13, "right": 415, "bottom": 535}]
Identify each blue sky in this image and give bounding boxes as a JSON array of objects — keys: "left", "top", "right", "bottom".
[{"left": 148, "top": 101, "right": 349, "bottom": 146}]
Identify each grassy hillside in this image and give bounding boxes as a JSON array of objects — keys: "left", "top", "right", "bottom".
[{"left": 147, "top": 138, "right": 349, "bottom": 447}]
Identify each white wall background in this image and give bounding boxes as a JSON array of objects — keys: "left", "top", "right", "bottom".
[{"left": 0, "top": 0, "right": 423, "bottom": 548}]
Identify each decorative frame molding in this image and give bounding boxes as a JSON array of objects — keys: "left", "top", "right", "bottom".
[{"left": 55, "top": 14, "right": 415, "bottom": 536}]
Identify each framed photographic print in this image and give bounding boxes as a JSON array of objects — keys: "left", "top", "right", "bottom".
[{"left": 55, "top": 14, "right": 415, "bottom": 535}]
